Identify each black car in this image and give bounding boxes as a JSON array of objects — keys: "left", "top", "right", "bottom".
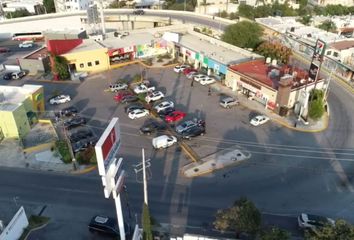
[
  {"left": 157, "top": 107, "right": 175, "bottom": 118},
  {"left": 133, "top": 9, "right": 144, "bottom": 15},
  {"left": 125, "top": 103, "right": 145, "bottom": 113},
  {"left": 121, "top": 95, "right": 138, "bottom": 104},
  {"left": 140, "top": 120, "right": 166, "bottom": 135},
  {"left": 59, "top": 106, "right": 78, "bottom": 117},
  {"left": 72, "top": 137, "right": 97, "bottom": 153},
  {"left": 3, "top": 72, "right": 13, "bottom": 80},
  {"left": 69, "top": 128, "right": 94, "bottom": 143},
  {"left": 88, "top": 215, "right": 131, "bottom": 237},
  {"left": 64, "top": 116, "right": 86, "bottom": 130},
  {"left": 181, "top": 126, "right": 205, "bottom": 140}
]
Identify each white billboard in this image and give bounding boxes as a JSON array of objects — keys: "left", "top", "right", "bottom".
[{"left": 95, "top": 118, "right": 121, "bottom": 176}]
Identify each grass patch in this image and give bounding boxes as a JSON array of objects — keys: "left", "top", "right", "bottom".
[
  {"left": 19, "top": 215, "right": 50, "bottom": 240},
  {"left": 55, "top": 140, "right": 72, "bottom": 163}
]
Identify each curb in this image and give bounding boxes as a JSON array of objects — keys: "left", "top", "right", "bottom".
[
  {"left": 71, "top": 165, "right": 97, "bottom": 175},
  {"left": 138, "top": 61, "right": 178, "bottom": 69},
  {"left": 28, "top": 79, "right": 80, "bottom": 84},
  {"left": 23, "top": 221, "right": 50, "bottom": 240}
]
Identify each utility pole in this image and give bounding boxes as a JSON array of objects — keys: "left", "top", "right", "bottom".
[
  {"left": 99, "top": 0, "right": 106, "bottom": 36},
  {"left": 142, "top": 148, "right": 148, "bottom": 205}
]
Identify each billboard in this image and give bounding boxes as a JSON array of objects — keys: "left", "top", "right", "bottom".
[
  {"left": 95, "top": 118, "right": 121, "bottom": 176},
  {"left": 313, "top": 39, "right": 326, "bottom": 61},
  {"left": 309, "top": 62, "right": 319, "bottom": 81}
]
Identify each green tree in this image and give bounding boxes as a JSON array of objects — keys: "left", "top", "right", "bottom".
[
  {"left": 317, "top": 20, "right": 336, "bottom": 32},
  {"left": 214, "top": 197, "right": 261, "bottom": 237},
  {"left": 305, "top": 220, "right": 354, "bottom": 240},
  {"left": 256, "top": 41, "right": 292, "bottom": 64},
  {"left": 254, "top": 5, "right": 273, "bottom": 18},
  {"left": 43, "top": 0, "right": 56, "bottom": 13},
  {"left": 261, "top": 227, "right": 290, "bottom": 240},
  {"left": 142, "top": 203, "right": 153, "bottom": 240},
  {"left": 308, "top": 89, "right": 325, "bottom": 120},
  {"left": 299, "top": 15, "right": 312, "bottom": 25},
  {"left": 222, "top": 21, "right": 263, "bottom": 49},
  {"left": 53, "top": 56, "right": 70, "bottom": 80},
  {"left": 237, "top": 4, "right": 255, "bottom": 19},
  {"left": 109, "top": 0, "right": 127, "bottom": 8},
  {"left": 324, "top": 4, "right": 349, "bottom": 15},
  {"left": 6, "top": 9, "right": 31, "bottom": 18}
]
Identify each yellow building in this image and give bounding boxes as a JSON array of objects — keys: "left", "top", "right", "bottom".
[
  {"left": 61, "top": 39, "right": 110, "bottom": 73},
  {"left": 0, "top": 84, "right": 44, "bottom": 139}
]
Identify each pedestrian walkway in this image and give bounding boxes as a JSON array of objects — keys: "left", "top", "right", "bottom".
[{"left": 211, "top": 83, "right": 328, "bottom": 132}]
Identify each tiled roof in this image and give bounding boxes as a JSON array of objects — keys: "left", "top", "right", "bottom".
[{"left": 330, "top": 40, "right": 354, "bottom": 50}]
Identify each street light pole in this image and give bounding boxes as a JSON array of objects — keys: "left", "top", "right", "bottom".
[
  {"left": 142, "top": 148, "right": 148, "bottom": 205},
  {"left": 184, "top": 0, "right": 186, "bottom": 11}
]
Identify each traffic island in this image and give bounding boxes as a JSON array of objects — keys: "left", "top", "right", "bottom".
[
  {"left": 20, "top": 215, "right": 50, "bottom": 240},
  {"left": 182, "top": 148, "right": 251, "bottom": 178}
]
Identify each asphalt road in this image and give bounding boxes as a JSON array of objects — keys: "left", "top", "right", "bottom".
[{"left": 2, "top": 63, "right": 354, "bottom": 239}]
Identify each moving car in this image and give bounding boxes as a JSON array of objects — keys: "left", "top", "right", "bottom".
[
  {"left": 152, "top": 135, "right": 177, "bottom": 149},
  {"left": 165, "top": 111, "right": 186, "bottom": 123},
  {"left": 140, "top": 120, "right": 166, "bottom": 135},
  {"left": 88, "top": 215, "right": 119, "bottom": 237},
  {"left": 250, "top": 115, "right": 270, "bottom": 126},
  {"left": 133, "top": 9, "right": 145, "bottom": 15},
  {"left": 109, "top": 83, "right": 128, "bottom": 92},
  {"left": 125, "top": 103, "right": 145, "bottom": 113},
  {"left": 219, "top": 97, "right": 240, "bottom": 109},
  {"left": 199, "top": 77, "right": 216, "bottom": 85},
  {"left": 3, "top": 72, "right": 13, "bottom": 80},
  {"left": 181, "top": 126, "right": 205, "bottom": 140},
  {"left": 19, "top": 41, "right": 34, "bottom": 48},
  {"left": 175, "top": 120, "right": 198, "bottom": 134},
  {"left": 64, "top": 116, "right": 86, "bottom": 130},
  {"left": 114, "top": 91, "right": 133, "bottom": 102},
  {"left": 49, "top": 95, "right": 71, "bottom": 105},
  {"left": 154, "top": 101, "right": 174, "bottom": 113},
  {"left": 121, "top": 95, "right": 138, "bottom": 104},
  {"left": 173, "top": 64, "right": 189, "bottom": 73},
  {"left": 11, "top": 70, "right": 27, "bottom": 79},
  {"left": 128, "top": 109, "right": 149, "bottom": 119},
  {"left": 59, "top": 106, "right": 78, "bottom": 117},
  {"left": 194, "top": 74, "right": 207, "bottom": 82},
  {"left": 145, "top": 91, "right": 164, "bottom": 103},
  {"left": 298, "top": 213, "right": 335, "bottom": 232},
  {"left": 133, "top": 84, "right": 155, "bottom": 94},
  {"left": 69, "top": 128, "right": 94, "bottom": 143}
]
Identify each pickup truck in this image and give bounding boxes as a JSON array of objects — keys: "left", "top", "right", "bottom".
[{"left": 133, "top": 84, "right": 155, "bottom": 94}]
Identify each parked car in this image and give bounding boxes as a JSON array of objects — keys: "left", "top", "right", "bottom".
[
  {"left": 194, "top": 74, "right": 207, "bottom": 82},
  {"left": 250, "top": 115, "right": 270, "bottom": 126},
  {"left": 298, "top": 213, "right": 335, "bottom": 232},
  {"left": 109, "top": 83, "right": 128, "bottom": 92},
  {"left": 19, "top": 41, "right": 33, "bottom": 48},
  {"left": 165, "top": 111, "right": 186, "bottom": 123},
  {"left": 175, "top": 120, "right": 198, "bottom": 134},
  {"left": 181, "top": 126, "right": 205, "bottom": 140},
  {"left": 133, "top": 84, "right": 155, "bottom": 94},
  {"left": 3, "top": 72, "right": 13, "bottom": 80},
  {"left": 64, "top": 116, "right": 86, "bottom": 129},
  {"left": 11, "top": 70, "right": 26, "bottom": 79},
  {"left": 187, "top": 72, "right": 198, "bottom": 79},
  {"left": 72, "top": 137, "right": 97, "bottom": 153},
  {"left": 133, "top": 9, "right": 145, "bottom": 15},
  {"left": 59, "top": 106, "right": 78, "bottom": 117},
  {"left": 157, "top": 107, "right": 175, "bottom": 118},
  {"left": 152, "top": 135, "right": 177, "bottom": 149},
  {"left": 183, "top": 68, "right": 197, "bottom": 75},
  {"left": 154, "top": 101, "right": 174, "bottom": 113},
  {"left": 145, "top": 91, "right": 164, "bottom": 103},
  {"left": 125, "top": 103, "right": 145, "bottom": 113},
  {"left": 199, "top": 77, "right": 216, "bottom": 85},
  {"left": 69, "top": 128, "right": 94, "bottom": 143},
  {"left": 128, "top": 109, "right": 149, "bottom": 119},
  {"left": 140, "top": 120, "right": 166, "bottom": 135},
  {"left": 173, "top": 64, "right": 189, "bottom": 73},
  {"left": 88, "top": 215, "right": 119, "bottom": 237},
  {"left": 0, "top": 47, "right": 10, "bottom": 53},
  {"left": 49, "top": 95, "right": 71, "bottom": 105},
  {"left": 219, "top": 97, "right": 240, "bottom": 109},
  {"left": 121, "top": 95, "right": 138, "bottom": 104},
  {"left": 114, "top": 91, "right": 133, "bottom": 102}
]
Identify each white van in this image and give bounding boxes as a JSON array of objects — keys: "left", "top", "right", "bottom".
[
  {"left": 152, "top": 135, "right": 177, "bottom": 149},
  {"left": 19, "top": 41, "right": 34, "bottom": 48}
]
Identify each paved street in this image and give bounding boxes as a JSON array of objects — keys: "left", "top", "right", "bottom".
[{"left": 1, "top": 63, "right": 354, "bottom": 239}]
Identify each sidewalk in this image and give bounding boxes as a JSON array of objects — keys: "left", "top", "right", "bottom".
[{"left": 211, "top": 83, "right": 328, "bottom": 133}]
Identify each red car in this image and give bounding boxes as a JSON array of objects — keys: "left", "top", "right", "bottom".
[
  {"left": 165, "top": 111, "right": 186, "bottom": 123},
  {"left": 183, "top": 68, "right": 197, "bottom": 75},
  {"left": 0, "top": 47, "right": 10, "bottom": 53},
  {"left": 114, "top": 91, "right": 133, "bottom": 102}
]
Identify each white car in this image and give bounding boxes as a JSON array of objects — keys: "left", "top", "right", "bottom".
[
  {"left": 133, "top": 84, "right": 155, "bottom": 94},
  {"left": 19, "top": 41, "right": 34, "bottom": 48},
  {"left": 187, "top": 72, "right": 198, "bottom": 79},
  {"left": 154, "top": 101, "right": 174, "bottom": 112},
  {"left": 194, "top": 74, "right": 207, "bottom": 82},
  {"left": 173, "top": 65, "right": 189, "bottom": 73},
  {"left": 49, "top": 95, "right": 71, "bottom": 105},
  {"left": 145, "top": 91, "right": 164, "bottom": 103},
  {"left": 199, "top": 77, "right": 216, "bottom": 85},
  {"left": 109, "top": 83, "right": 128, "bottom": 92},
  {"left": 298, "top": 213, "right": 335, "bottom": 231},
  {"left": 152, "top": 135, "right": 177, "bottom": 149},
  {"left": 128, "top": 109, "right": 149, "bottom": 119},
  {"left": 250, "top": 115, "right": 270, "bottom": 126}
]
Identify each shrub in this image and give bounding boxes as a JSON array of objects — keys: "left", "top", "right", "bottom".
[
  {"left": 163, "top": 58, "right": 179, "bottom": 66},
  {"left": 142, "top": 58, "right": 153, "bottom": 66},
  {"left": 55, "top": 140, "right": 71, "bottom": 163},
  {"left": 75, "top": 146, "right": 95, "bottom": 165},
  {"left": 157, "top": 58, "right": 164, "bottom": 62}
]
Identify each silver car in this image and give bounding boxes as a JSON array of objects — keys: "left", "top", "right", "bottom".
[
  {"left": 219, "top": 97, "right": 239, "bottom": 108},
  {"left": 109, "top": 83, "right": 128, "bottom": 92},
  {"left": 175, "top": 120, "right": 197, "bottom": 134}
]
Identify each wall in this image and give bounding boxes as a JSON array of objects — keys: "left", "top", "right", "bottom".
[
  {"left": 18, "top": 57, "right": 50, "bottom": 75},
  {"left": 225, "top": 70, "right": 240, "bottom": 91},
  {"left": 28, "top": 87, "right": 45, "bottom": 115},
  {"left": 12, "top": 105, "right": 31, "bottom": 139},
  {"left": 0, "top": 206, "right": 29, "bottom": 240},
  {"left": 63, "top": 48, "right": 110, "bottom": 73},
  {"left": 0, "top": 104, "right": 30, "bottom": 139}
]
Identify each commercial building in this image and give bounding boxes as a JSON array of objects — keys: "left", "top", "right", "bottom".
[
  {"left": 0, "top": 84, "right": 44, "bottom": 139},
  {"left": 54, "top": 0, "right": 91, "bottom": 13},
  {"left": 1, "top": 0, "right": 44, "bottom": 14},
  {"left": 225, "top": 59, "right": 325, "bottom": 114},
  {"left": 309, "top": 0, "right": 354, "bottom": 6},
  {"left": 18, "top": 47, "right": 51, "bottom": 75}
]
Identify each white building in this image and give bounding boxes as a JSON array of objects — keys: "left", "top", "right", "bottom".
[
  {"left": 54, "top": 0, "right": 118, "bottom": 12},
  {"left": 310, "top": 0, "right": 354, "bottom": 6},
  {"left": 1, "top": 0, "right": 43, "bottom": 14},
  {"left": 326, "top": 40, "right": 354, "bottom": 66}
]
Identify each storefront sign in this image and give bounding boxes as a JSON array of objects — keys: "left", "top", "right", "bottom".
[
  {"left": 308, "top": 63, "right": 319, "bottom": 81},
  {"left": 240, "top": 77, "right": 261, "bottom": 91},
  {"left": 123, "top": 46, "right": 134, "bottom": 53}
]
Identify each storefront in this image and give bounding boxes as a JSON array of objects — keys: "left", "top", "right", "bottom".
[
  {"left": 136, "top": 40, "right": 168, "bottom": 59},
  {"left": 108, "top": 46, "right": 135, "bottom": 65}
]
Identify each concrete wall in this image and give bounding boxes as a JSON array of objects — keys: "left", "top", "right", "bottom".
[
  {"left": 0, "top": 206, "right": 29, "bottom": 240},
  {"left": 18, "top": 57, "right": 50, "bottom": 75},
  {"left": 0, "top": 104, "right": 30, "bottom": 139}
]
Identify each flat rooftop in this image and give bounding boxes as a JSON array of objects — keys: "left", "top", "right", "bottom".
[
  {"left": 64, "top": 39, "right": 106, "bottom": 54},
  {"left": 0, "top": 85, "right": 42, "bottom": 112},
  {"left": 179, "top": 33, "right": 257, "bottom": 65},
  {"left": 102, "top": 32, "right": 155, "bottom": 49}
]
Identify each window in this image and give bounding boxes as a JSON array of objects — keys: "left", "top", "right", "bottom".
[
  {"left": 95, "top": 60, "right": 100, "bottom": 65},
  {"left": 80, "top": 63, "right": 84, "bottom": 68},
  {"left": 326, "top": 51, "right": 331, "bottom": 55},
  {"left": 333, "top": 52, "right": 339, "bottom": 57},
  {"left": 88, "top": 62, "right": 92, "bottom": 67}
]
